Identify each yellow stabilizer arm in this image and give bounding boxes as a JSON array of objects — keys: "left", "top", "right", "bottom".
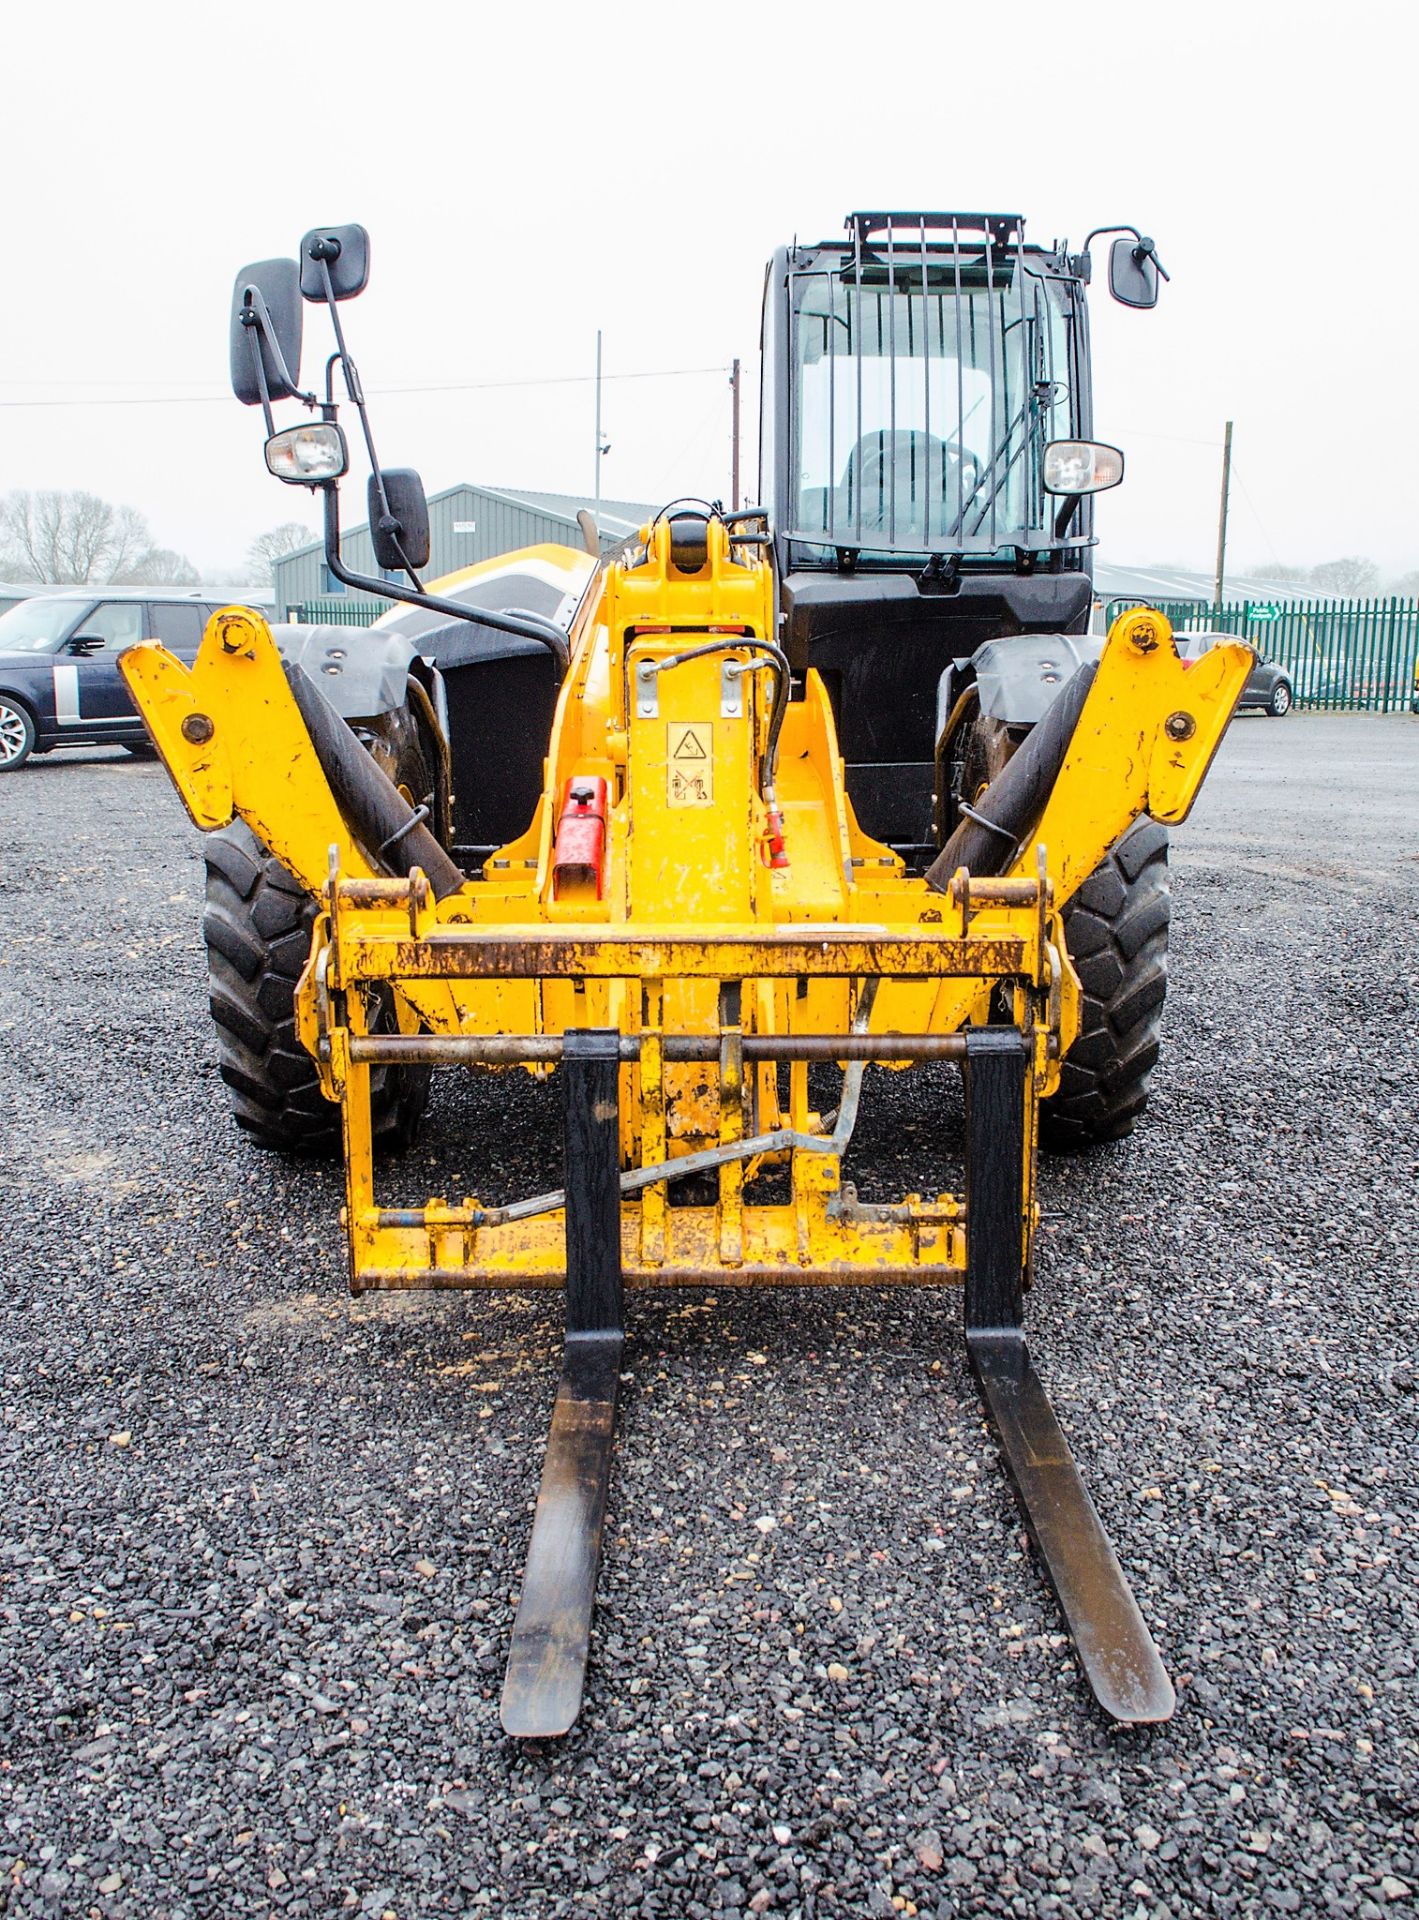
[
  {"left": 1009, "top": 607, "right": 1252, "bottom": 903},
  {"left": 119, "top": 606, "right": 373, "bottom": 895}
]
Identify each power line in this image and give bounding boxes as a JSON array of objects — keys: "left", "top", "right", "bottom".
[
  {"left": 1229, "top": 461, "right": 1288, "bottom": 569},
  {"left": 1111, "top": 424, "right": 1226, "bottom": 449},
  {"left": 0, "top": 364, "right": 734, "bottom": 412}
]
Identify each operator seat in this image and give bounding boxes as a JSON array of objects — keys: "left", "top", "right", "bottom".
[{"left": 844, "top": 429, "right": 951, "bottom": 539}]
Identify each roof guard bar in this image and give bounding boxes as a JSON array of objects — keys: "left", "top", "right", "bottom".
[{"left": 847, "top": 212, "right": 1025, "bottom": 250}]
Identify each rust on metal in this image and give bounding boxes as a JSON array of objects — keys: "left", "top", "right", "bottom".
[
  {"left": 339, "top": 875, "right": 431, "bottom": 909},
  {"left": 349, "top": 1032, "right": 974, "bottom": 1066},
  {"left": 351, "top": 1263, "right": 967, "bottom": 1291},
  {"left": 946, "top": 874, "right": 1044, "bottom": 910},
  {"left": 379, "top": 932, "right": 1026, "bottom": 981}
]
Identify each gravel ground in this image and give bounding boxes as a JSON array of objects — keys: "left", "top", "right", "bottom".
[{"left": 0, "top": 713, "right": 1415, "bottom": 1920}]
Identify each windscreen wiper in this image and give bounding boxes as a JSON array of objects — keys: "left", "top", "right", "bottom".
[{"left": 944, "top": 390, "right": 1041, "bottom": 542}]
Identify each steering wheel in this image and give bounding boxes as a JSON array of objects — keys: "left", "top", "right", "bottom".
[
  {"left": 936, "top": 438, "right": 982, "bottom": 511},
  {"left": 847, "top": 431, "right": 982, "bottom": 533}
]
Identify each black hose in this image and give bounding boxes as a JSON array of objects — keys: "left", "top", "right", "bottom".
[
  {"left": 925, "top": 660, "right": 1098, "bottom": 891},
  {"left": 284, "top": 663, "right": 466, "bottom": 901},
  {"left": 646, "top": 635, "right": 792, "bottom": 786}
]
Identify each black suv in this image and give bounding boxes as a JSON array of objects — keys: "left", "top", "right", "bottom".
[{"left": 0, "top": 590, "right": 225, "bottom": 770}]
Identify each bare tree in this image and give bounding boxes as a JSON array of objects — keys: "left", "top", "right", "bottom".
[
  {"left": 0, "top": 489, "right": 113, "bottom": 582},
  {"left": 113, "top": 547, "right": 200, "bottom": 588},
  {"left": 1244, "top": 561, "right": 1310, "bottom": 583},
  {"left": 245, "top": 521, "right": 315, "bottom": 585},
  {"left": 0, "top": 488, "right": 197, "bottom": 586},
  {"left": 1390, "top": 569, "right": 1419, "bottom": 596},
  {"left": 1310, "top": 556, "right": 1380, "bottom": 595}
]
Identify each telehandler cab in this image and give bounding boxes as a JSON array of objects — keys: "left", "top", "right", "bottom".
[{"left": 122, "top": 213, "right": 1247, "bottom": 1737}]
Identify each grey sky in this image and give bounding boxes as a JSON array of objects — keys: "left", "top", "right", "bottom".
[{"left": 2, "top": 1, "right": 1411, "bottom": 579}]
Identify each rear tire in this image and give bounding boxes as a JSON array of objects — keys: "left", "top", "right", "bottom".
[
  {"left": 1268, "top": 680, "right": 1292, "bottom": 717},
  {"left": 202, "top": 820, "right": 430, "bottom": 1155},
  {"left": 1040, "top": 816, "right": 1170, "bottom": 1150}
]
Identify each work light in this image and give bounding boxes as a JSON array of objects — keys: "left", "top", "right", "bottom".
[
  {"left": 264, "top": 422, "right": 349, "bottom": 485},
  {"left": 1043, "top": 440, "right": 1125, "bottom": 495}
]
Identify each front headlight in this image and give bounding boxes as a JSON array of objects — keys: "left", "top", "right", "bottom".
[
  {"left": 265, "top": 422, "right": 349, "bottom": 485},
  {"left": 1043, "top": 440, "right": 1125, "bottom": 495}
]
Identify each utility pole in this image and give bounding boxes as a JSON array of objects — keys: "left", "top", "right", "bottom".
[
  {"left": 729, "top": 357, "right": 742, "bottom": 510},
  {"left": 1213, "top": 419, "right": 1233, "bottom": 615}
]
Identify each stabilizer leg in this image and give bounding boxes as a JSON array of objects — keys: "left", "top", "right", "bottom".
[
  {"left": 963, "top": 1028, "right": 1175, "bottom": 1727},
  {"left": 501, "top": 1030, "right": 623, "bottom": 1738}
]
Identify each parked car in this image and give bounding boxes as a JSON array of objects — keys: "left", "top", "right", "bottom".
[
  {"left": 1175, "top": 630, "right": 1294, "bottom": 716},
  {"left": 0, "top": 590, "right": 224, "bottom": 770}
]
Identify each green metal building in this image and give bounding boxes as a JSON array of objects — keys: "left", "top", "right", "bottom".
[{"left": 272, "top": 482, "right": 660, "bottom": 622}]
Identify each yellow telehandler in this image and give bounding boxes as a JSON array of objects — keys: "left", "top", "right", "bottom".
[{"left": 122, "top": 214, "right": 1247, "bottom": 1737}]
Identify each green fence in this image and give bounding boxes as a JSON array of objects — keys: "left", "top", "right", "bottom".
[
  {"left": 289, "top": 598, "right": 384, "bottom": 628},
  {"left": 1103, "top": 595, "right": 1419, "bottom": 713}
]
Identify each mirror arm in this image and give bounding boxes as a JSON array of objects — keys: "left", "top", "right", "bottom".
[
  {"left": 244, "top": 319, "right": 276, "bottom": 439},
  {"left": 318, "top": 484, "right": 570, "bottom": 673},
  {"left": 311, "top": 252, "right": 425, "bottom": 589},
  {"left": 240, "top": 286, "right": 317, "bottom": 414},
  {"left": 1053, "top": 495, "right": 1083, "bottom": 538},
  {"left": 1082, "top": 223, "right": 1140, "bottom": 252}
]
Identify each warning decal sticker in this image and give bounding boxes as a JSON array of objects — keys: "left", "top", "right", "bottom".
[{"left": 666, "top": 722, "right": 713, "bottom": 807}]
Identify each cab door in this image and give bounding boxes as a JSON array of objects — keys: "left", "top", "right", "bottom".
[{"left": 53, "top": 600, "right": 149, "bottom": 730}]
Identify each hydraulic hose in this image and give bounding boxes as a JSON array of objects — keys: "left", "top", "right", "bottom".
[
  {"left": 642, "top": 635, "right": 792, "bottom": 787},
  {"left": 925, "top": 660, "right": 1098, "bottom": 890},
  {"left": 284, "top": 662, "right": 466, "bottom": 900}
]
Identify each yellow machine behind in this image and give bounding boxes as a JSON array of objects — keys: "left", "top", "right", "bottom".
[{"left": 122, "top": 522, "right": 1250, "bottom": 1736}]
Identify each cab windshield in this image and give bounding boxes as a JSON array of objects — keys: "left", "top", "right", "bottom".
[
  {"left": 790, "top": 254, "right": 1074, "bottom": 558},
  {"left": 0, "top": 598, "right": 85, "bottom": 652}
]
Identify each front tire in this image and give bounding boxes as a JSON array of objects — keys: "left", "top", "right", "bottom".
[
  {"left": 202, "top": 821, "right": 430, "bottom": 1155},
  {"left": 0, "top": 698, "right": 36, "bottom": 771},
  {"left": 1041, "top": 816, "right": 1171, "bottom": 1150}
]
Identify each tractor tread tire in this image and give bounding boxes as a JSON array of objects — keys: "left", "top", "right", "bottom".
[
  {"left": 202, "top": 819, "right": 429, "bottom": 1155},
  {"left": 1041, "top": 815, "right": 1170, "bottom": 1151}
]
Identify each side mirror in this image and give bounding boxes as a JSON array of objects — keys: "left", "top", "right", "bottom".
[
  {"left": 369, "top": 469, "right": 431, "bottom": 571},
  {"left": 68, "top": 634, "right": 104, "bottom": 656},
  {"left": 1109, "top": 235, "right": 1160, "bottom": 310},
  {"left": 230, "top": 258, "right": 304, "bottom": 405},
  {"left": 299, "top": 225, "right": 371, "bottom": 302}
]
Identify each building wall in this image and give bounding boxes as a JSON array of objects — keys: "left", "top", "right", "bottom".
[{"left": 272, "top": 485, "right": 598, "bottom": 619}]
